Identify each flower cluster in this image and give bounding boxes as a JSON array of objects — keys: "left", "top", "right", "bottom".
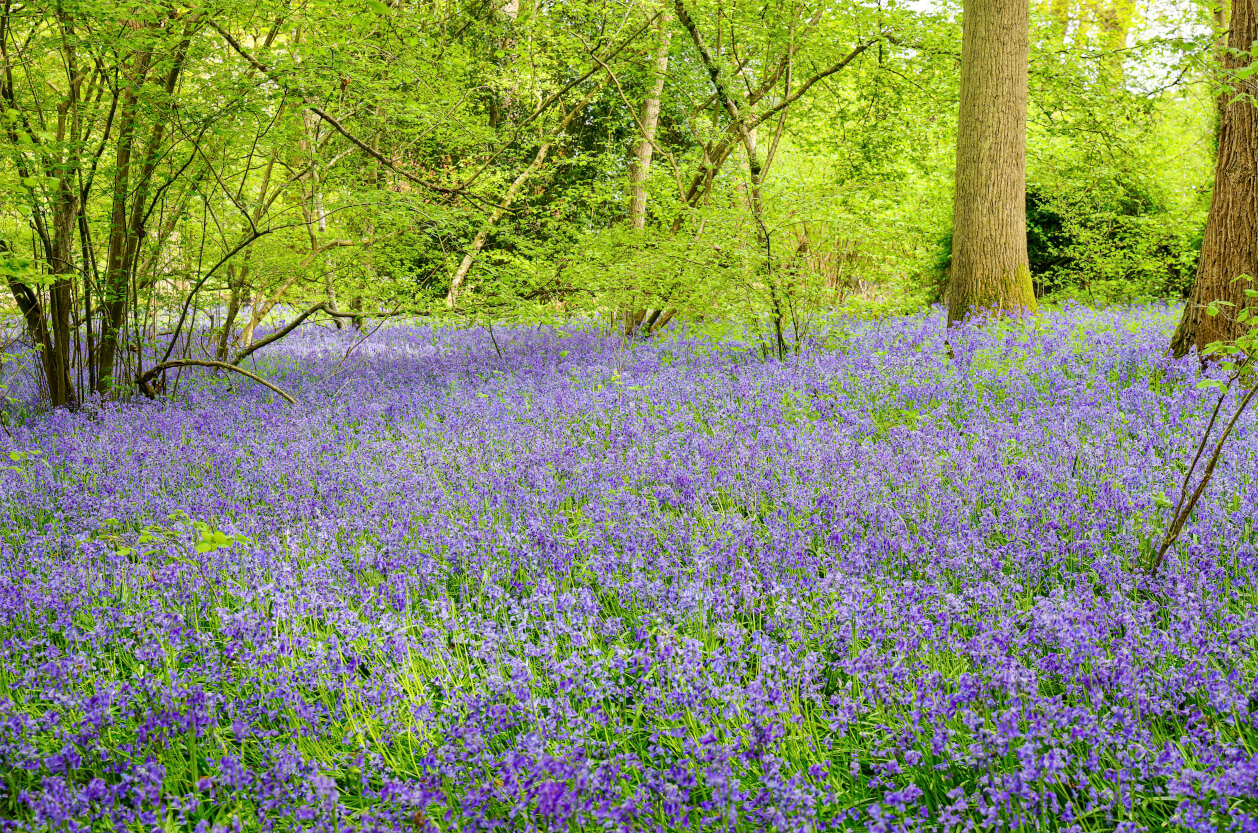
[{"left": 0, "top": 305, "right": 1254, "bottom": 831}]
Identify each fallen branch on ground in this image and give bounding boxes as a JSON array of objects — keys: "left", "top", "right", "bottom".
[{"left": 137, "top": 360, "right": 297, "bottom": 404}]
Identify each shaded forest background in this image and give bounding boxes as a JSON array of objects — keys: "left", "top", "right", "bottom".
[{"left": 0, "top": 0, "right": 1228, "bottom": 404}]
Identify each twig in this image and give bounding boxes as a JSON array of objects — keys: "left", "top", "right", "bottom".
[
  {"left": 1151, "top": 374, "right": 1258, "bottom": 576},
  {"left": 486, "top": 320, "right": 504, "bottom": 362}
]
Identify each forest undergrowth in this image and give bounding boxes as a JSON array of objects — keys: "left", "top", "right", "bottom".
[{"left": 0, "top": 305, "right": 1255, "bottom": 832}]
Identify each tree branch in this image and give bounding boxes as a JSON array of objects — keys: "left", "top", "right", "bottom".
[
  {"left": 232, "top": 301, "right": 357, "bottom": 365},
  {"left": 206, "top": 20, "right": 500, "bottom": 209},
  {"left": 746, "top": 41, "right": 875, "bottom": 132},
  {"left": 138, "top": 359, "right": 297, "bottom": 404},
  {"left": 456, "top": 12, "right": 659, "bottom": 191}
]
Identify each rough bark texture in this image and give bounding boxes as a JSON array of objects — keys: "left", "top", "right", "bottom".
[
  {"left": 1171, "top": 0, "right": 1257, "bottom": 358},
  {"left": 948, "top": 0, "right": 1036, "bottom": 325}
]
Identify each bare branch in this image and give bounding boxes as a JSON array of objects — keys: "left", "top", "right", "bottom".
[
  {"left": 138, "top": 359, "right": 297, "bottom": 404},
  {"left": 232, "top": 301, "right": 358, "bottom": 365}
]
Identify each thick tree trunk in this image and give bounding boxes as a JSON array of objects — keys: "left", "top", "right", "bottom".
[
  {"left": 1171, "top": 0, "right": 1258, "bottom": 358},
  {"left": 947, "top": 0, "right": 1036, "bottom": 325}
]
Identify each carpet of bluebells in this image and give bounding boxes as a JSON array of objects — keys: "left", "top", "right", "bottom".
[{"left": 1, "top": 305, "right": 1256, "bottom": 832}]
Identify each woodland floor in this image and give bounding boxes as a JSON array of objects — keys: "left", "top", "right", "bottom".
[{"left": 0, "top": 306, "right": 1255, "bottom": 832}]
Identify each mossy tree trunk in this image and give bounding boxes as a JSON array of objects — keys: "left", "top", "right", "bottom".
[{"left": 948, "top": 0, "right": 1037, "bottom": 325}]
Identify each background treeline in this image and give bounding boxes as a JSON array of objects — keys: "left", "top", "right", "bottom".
[{"left": 0, "top": 0, "right": 1219, "bottom": 404}]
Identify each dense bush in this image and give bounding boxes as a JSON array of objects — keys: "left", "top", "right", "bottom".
[
  {"left": 926, "top": 176, "right": 1203, "bottom": 308},
  {"left": 1025, "top": 173, "right": 1203, "bottom": 303}
]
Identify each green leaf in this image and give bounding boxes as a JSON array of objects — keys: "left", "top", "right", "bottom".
[{"left": 364, "top": 0, "right": 389, "bottom": 13}]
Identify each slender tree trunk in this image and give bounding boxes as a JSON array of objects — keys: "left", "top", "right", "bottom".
[
  {"left": 316, "top": 181, "right": 342, "bottom": 328},
  {"left": 445, "top": 87, "right": 599, "bottom": 307},
  {"left": 241, "top": 273, "right": 301, "bottom": 346},
  {"left": 218, "top": 143, "right": 278, "bottom": 355},
  {"left": 675, "top": 0, "right": 786, "bottom": 353},
  {"left": 1210, "top": 0, "right": 1230, "bottom": 148},
  {"left": 240, "top": 240, "right": 354, "bottom": 345},
  {"left": 1171, "top": 0, "right": 1258, "bottom": 357},
  {"left": 947, "top": 0, "right": 1036, "bottom": 324},
  {"left": 216, "top": 264, "right": 244, "bottom": 361},
  {"left": 97, "top": 21, "right": 195, "bottom": 394},
  {"left": 1213, "top": 0, "right": 1230, "bottom": 58},
  {"left": 46, "top": 187, "right": 77, "bottom": 406},
  {"left": 444, "top": 161, "right": 541, "bottom": 307},
  {"left": 300, "top": 108, "right": 343, "bottom": 328},
  {"left": 1097, "top": 0, "right": 1135, "bottom": 84},
  {"left": 628, "top": 7, "right": 672, "bottom": 231},
  {"left": 2, "top": 241, "right": 66, "bottom": 405},
  {"left": 0, "top": 8, "right": 81, "bottom": 406},
  {"left": 95, "top": 47, "right": 153, "bottom": 394},
  {"left": 624, "top": 7, "right": 673, "bottom": 334}
]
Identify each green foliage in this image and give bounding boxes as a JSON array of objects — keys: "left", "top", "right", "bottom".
[
  {"left": 1024, "top": 171, "right": 1202, "bottom": 303},
  {"left": 1200, "top": 276, "right": 1258, "bottom": 374},
  {"left": 0, "top": 243, "right": 44, "bottom": 286},
  {"left": 0, "top": 0, "right": 1225, "bottom": 394}
]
